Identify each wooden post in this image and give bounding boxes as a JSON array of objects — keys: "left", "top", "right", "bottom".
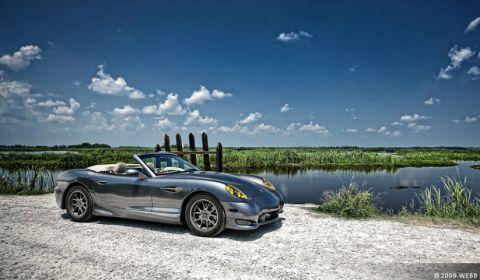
[
  {"left": 154, "top": 144, "right": 161, "bottom": 152},
  {"left": 202, "top": 132, "right": 210, "bottom": 171},
  {"left": 188, "top": 133, "right": 197, "bottom": 166},
  {"left": 164, "top": 134, "right": 171, "bottom": 152},
  {"left": 176, "top": 133, "right": 183, "bottom": 158},
  {"left": 216, "top": 142, "right": 223, "bottom": 172}
]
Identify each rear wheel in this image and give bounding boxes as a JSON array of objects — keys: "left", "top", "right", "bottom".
[
  {"left": 185, "top": 194, "right": 225, "bottom": 237},
  {"left": 66, "top": 186, "right": 93, "bottom": 222}
]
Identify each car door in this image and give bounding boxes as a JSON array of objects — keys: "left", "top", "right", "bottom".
[{"left": 92, "top": 172, "right": 152, "bottom": 217}]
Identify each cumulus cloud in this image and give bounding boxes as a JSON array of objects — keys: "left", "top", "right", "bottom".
[
  {"left": 467, "top": 66, "right": 480, "bottom": 79},
  {"left": 465, "top": 17, "right": 480, "bottom": 33},
  {"left": 142, "top": 93, "right": 185, "bottom": 115},
  {"left": 452, "top": 119, "right": 460, "bottom": 124},
  {"left": 276, "top": 31, "right": 313, "bottom": 42},
  {"left": 0, "top": 45, "right": 42, "bottom": 71},
  {"left": 285, "top": 121, "right": 329, "bottom": 135},
  {"left": 464, "top": 116, "right": 478, "bottom": 123},
  {"left": 155, "top": 118, "right": 175, "bottom": 129},
  {"left": 252, "top": 123, "right": 280, "bottom": 134},
  {"left": 400, "top": 114, "right": 429, "bottom": 122},
  {"left": 367, "top": 126, "right": 401, "bottom": 137},
  {"left": 407, "top": 122, "right": 432, "bottom": 131},
  {"left": 343, "top": 128, "right": 358, "bottom": 133},
  {"left": 183, "top": 110, "right": 218, "bottom": 125},
  {"left": 112, "top": 105, "right": 139, "bottom": 116},
  {"left": 82, "top": 111, "right": 115, "bottom": 131},
  {"left": 280, "top": 104, "right": 292, "bottom": 112},
  {"left": 438, "top": 46, "right": 475, "bottom": 80},
  {"left": 0, "top": 81, "right": 31, "bottom": 98},
  {"left": 391, "top": 122, "right": 403, "bottom": 126},
  {"left": 183, "top": 86, "right": 232, "bottom": 106},
  {"left": 117, "top": 115, "right": 145, "bottom": 131},
  {"left": 88, "top": 65, "right": 145, "bottom": 99},
  {"left": 52, "top": 98, "right": 80, "bottom": 115},
  {"left": 37, "top": 99, "right": 66, "bottom": 107},
  {"left": 239, "top": 112, "right": 262, "bottom": 124},
  {"left": 46, "top": 114, "right": 75, "bottom": 123},
  {"left": 424, "top": 97, "right": 440, "bottom": 106}
]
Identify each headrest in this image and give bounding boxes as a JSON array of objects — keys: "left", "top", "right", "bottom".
[{"left": 112, "top": 162, "right": 127, "bottom": 174}]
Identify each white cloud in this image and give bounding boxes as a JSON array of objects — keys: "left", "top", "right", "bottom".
[
  {"left": 438, "top": 46, "right": 475, "bottom": 80},
  {"left": 183, "top": 110, "right": 218, "bottom": 125},
  {"left": 391, "top": 121, "right": 403, "bottom": 126},
  {"left": 46, "top": 114, "right": 75, "bottom": 123},
  {"left": 0, "top": 81, "right": 31, "bottom": 98},
  {"left": 368, "top": 126, "right": 401, "bottom": 137},
  {"left": 465, "top": 17, "right": 480, "bottom": 33},
  {"left": 183, "top": 86, "right": 232, "bottom": 106},
  {"left": 349, "top": 65, "right": 359, "bottom": 72},
  {"left": 467, "top": 66, "right": 480, "bottom": 79},
  {"left": 424, "top": 97, "right": 440, "bottom": 106},
  {"left": 252, "top": 123, "right": 280, "bottom": 134},
  {"left": 142, "top": 93, "right": 185, "bottom": 115},
  {"left": 37, "top": 99, "right": 66, "bottom": 107},
  {"left": 0, "top": 45, "right": 42, "bottom": 71},
  {"left": 82, "top": 111, "right": 115, "bottom": 131},
  {"left": 73, "top": 81, "right": 81, "bottom": 86},
  {"left": 464, "top": 116, "right": 478, "bottom": 123},
  {"left": 155, "top": 118, "right": 174, "bottom": 129},
  {"left": 276, "top": 31, "right": 313, "bottom": 42},
  {"left": 239, "top": 112, "right": 262, "bottom": 124},
  {"left": 400, "top": 114, "right": 429, "bottom": 122},
  {"left": 452, "top": 119, "right": 460, "bottom": 124},
  {"left": 112, "top": 105, "right": 139, "bottom": 116},
  {"left": 407, "top": 122, "right": 432, "bottom": 131},
  {"left": 52, "top": 98, "right": 80, "bottom": 115},
  {"left": 344, "top": 128, "right": 358, "bottom": 133},
  {"left": 88, "top": 65, "right": 145, "bottom": 99},
  {"left": 211, "top": 89, "right": 233, "bottom": 99},
  {"left": 296, "top": 121, "right": 329, "bottom": 134},
  {"left": 117, "top": 115, "right": 145, "bottom": 131},
  {"left": 280, "top": 104, "right": 292, "bottom": 112}
]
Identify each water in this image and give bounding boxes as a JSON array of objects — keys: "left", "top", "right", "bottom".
[
  {"left": 2, "top": 162, "right": 479, "bottom": 212},
  {"left": 229, "top": 161, "right": 480, "bottom": 212}
]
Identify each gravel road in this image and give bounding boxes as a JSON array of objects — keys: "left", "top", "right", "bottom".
[{"left": 1, "top": 195, "right": 479, "bottom": 280}]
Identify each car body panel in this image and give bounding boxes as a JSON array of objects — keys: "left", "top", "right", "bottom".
[{"left": 55, "top": 152, "right": 284, "bottom": 230}]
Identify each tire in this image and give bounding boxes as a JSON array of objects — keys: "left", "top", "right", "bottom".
[
  {"left": 185, "top": 193, "right": 226, "bottom": 237},
  {"left": 66, "top": 185, "right": 93, "bottom": 222}
]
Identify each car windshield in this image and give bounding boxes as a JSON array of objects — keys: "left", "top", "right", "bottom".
[{"left": 138, "top": 154, "right": 199, "bottom": 175}]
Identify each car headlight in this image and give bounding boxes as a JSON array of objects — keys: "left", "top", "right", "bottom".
[
  {"left": 225, "top": 184, "right": 249, "bottom": 200},
  {"left": 262, "top": 178, "right": 275, "bottom": 191}
]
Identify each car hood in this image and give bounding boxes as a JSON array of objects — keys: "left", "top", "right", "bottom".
[{"left": 160, "top": 171, "right": 266, "bottom": 197}]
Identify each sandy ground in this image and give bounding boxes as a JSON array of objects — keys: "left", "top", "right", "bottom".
[{"left": 1, "top": 195, "right": 479, "bottom": 280}]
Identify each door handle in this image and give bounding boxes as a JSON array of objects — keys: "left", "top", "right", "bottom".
[
  {"left": 97, "top": 181, "right": 107, "bottom": 185},
  {"left": 162, "top": 186, "right": 182, "bottom": 192}
]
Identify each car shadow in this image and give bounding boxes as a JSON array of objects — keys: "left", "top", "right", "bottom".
[{"left": 60, "top": 213, "right": 283, "bottom": 241}]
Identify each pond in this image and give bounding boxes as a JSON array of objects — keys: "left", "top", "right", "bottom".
[
  {"left": 228, "top": 161, "right": 480, "bottom": 212},
  {"left": 2, "top": 162, "right": 479, "bottom": 212}
]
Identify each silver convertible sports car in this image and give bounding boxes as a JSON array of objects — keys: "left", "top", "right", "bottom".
[{"left": 55, "top": 152, "right": 284, "bottom": 236}]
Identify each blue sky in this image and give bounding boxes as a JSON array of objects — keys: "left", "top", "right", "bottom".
[{"left": 0, "top": 0, "right": 479, "bottom": 147}]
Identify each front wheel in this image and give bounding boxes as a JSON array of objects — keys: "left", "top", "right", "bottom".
[
  {"left": 185, "top": 194, "right": 226, "bottom": 237},
  {"left": 66, "top": 185, "right": 93, "bottom": 222}
]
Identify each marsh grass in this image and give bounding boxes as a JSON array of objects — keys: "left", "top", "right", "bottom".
[
  {"left": 315, "top": 181, "right": 381, "bottom": 218},
  {"left": 316, "top": 176, "right": 480, "bottom": 226},
  {"left": 0, "top": 168, "right": 56, "bottom": 194}
]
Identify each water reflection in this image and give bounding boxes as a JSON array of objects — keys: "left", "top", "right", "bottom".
[{"left": 228, "top": 161, "right": 480, "bottom": 212}]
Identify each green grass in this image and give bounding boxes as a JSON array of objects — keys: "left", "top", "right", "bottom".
[
  {"left": 315, "top": 177, "right": 480, "bottom": 226},
  {"left": 315, "top": 182, "right": 381, "bottom": 218},
  {"left": 0, "top": 168, "right": 56, "bottom": 195},
  {"left": 1, "top": 146, "right": 479, "bottom": 170}
]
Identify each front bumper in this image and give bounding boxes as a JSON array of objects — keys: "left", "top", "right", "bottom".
[
  {"left": 54, "top": 181, "right": 69, "bottom": 208},
  {"left": 221, "top": 191, "right": 284, "bottom": 230}
]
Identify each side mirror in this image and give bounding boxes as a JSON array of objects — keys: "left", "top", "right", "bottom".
[{"left": 125, "top": 169, "right": 148, "bottom": 179}]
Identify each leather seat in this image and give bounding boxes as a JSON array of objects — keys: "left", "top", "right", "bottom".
[
  {"left": 147, "top": 162, "right": 155, "bottom": 171},
  {"left": 112, "top": 162, "right": 127, "bottom": 174}
]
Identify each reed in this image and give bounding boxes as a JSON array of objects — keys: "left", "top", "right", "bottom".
[{"left": 0, "top": 168, "right": 56, "bottom": 194}]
